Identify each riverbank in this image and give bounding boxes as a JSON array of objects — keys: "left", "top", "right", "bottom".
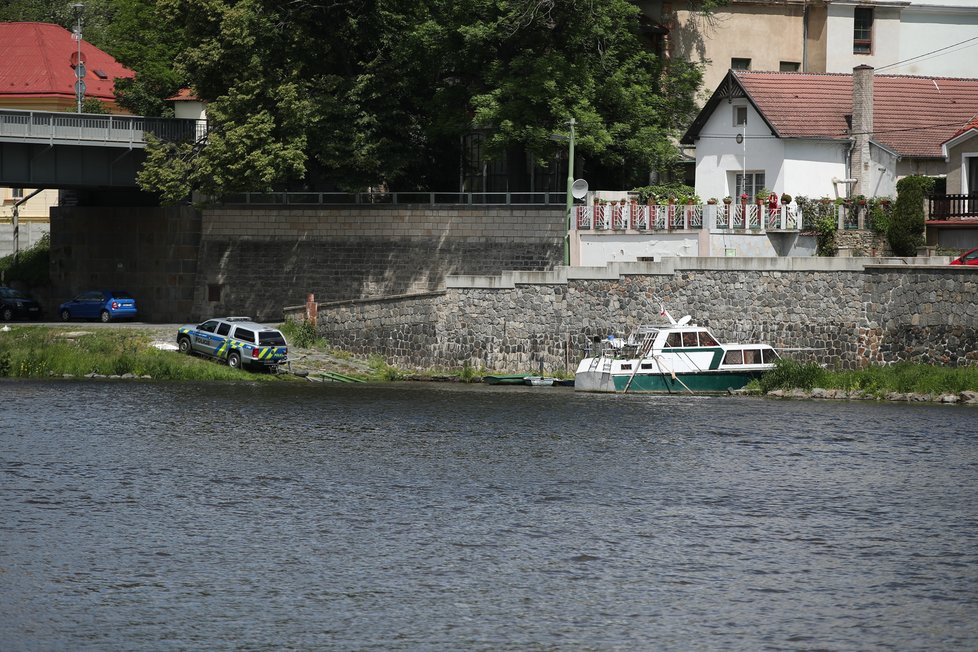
[{"left": 2, "top": 324, "right": 978, "bottom": 404}]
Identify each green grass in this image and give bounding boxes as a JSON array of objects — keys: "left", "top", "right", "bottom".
[
  {"left": 753, "top": 358, "right": 978, "bottom": 397},
  {"left": 0, "top": 327, "right": 292, "bottom": 381}
]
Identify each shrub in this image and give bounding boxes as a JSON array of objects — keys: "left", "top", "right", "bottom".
[
  {"left": 888, "top": 175, "right": 934, "bottom": 256},
  {"left": 278, "top": 319, "right": 325, "bottom": 348},
  {"left": 814, "top": 215, "right": 837, "bottom": 256},
  {"left": 632, "top": 183, "right": 696, "bottom": 205},
  {"left": 0, "top": 233, "right": 50, "bottom": 288}
]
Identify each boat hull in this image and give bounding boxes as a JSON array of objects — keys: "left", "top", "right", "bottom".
[{"left": 575, "top": 368, "right": 766, "bottom": 394}]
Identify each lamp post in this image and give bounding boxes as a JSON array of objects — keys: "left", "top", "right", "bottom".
[
  {"left": 72, "top": 3, "right": 85, "bottom": 113},
  {"left": 563, "top": 117, "right": 576, "bottom": 265}
]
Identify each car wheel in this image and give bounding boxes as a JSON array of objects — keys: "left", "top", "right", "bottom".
[
  {"left": 228, "top": 351, "right": 242, "bottom": 370},
  {"left": 100, "top": 310, "right": 111, "bottom": 323},
  {"left": 60, "top": 309, "right": 71, "bottom": 321},
  {"left": 1, "top": 307, "right": 12, "bottom": 322},
  {"left": 178, "top": 337, "right": 193, "bottom": 355}
]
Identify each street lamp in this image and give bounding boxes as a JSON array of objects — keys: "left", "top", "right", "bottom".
[{"left": 71, "top": 3, "right": 85, "bottom": 113}]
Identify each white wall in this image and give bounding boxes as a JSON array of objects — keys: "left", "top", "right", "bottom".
[
  {"left": 0, "top": 221, "right": 50, "bottom": 259},
  {"left": 825, "top": 3, "right": 904, "bottom": 73},
  {"left": 825, "top": 1, "right": 978, "bottom": 77},
  {"left": 693, "top": 100, "right": 786, "bottom": 201},
  {"left": 578, "top": 233, "right": 699, "bottom": 266},
  {"left": 782, "top": 140, "right": 849, "bottom": 198}
]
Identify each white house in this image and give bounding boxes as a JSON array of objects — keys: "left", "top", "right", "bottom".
[{"left": 681, "top": 66, "right": 978, "bottom": 203}]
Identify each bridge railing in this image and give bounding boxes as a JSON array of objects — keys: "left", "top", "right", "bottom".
[{"left": 0, "top": 109, "right": 205, "bottom": 147}]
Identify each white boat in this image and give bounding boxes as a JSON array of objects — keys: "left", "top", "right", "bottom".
[{"left": 574, "top": 308, "right": 780, "bottom": 394}]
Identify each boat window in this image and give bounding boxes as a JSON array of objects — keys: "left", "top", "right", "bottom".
[
  {"left": 682, "top": 332, "right": 698, "bottom": 347},
  {"left": 665, "top": 333, "right": 682, "bottom": 347},
  {"left": 724, "top": 350, "right": 744, "bottom": 365},
  {"left": 641, "top": 363, "right": 654, "bottom": 370},
  {"left": 700, "top": 331, "right": 719, "bottom": 347},
  {"left": 621, "top": 363, "right": 632, "bottom": 371},
  {"left": 763, "top": 348, "right": 780, "bottom": 364},
  {"left": 743, "top": 349, "right": 760, "bottom": 364}
]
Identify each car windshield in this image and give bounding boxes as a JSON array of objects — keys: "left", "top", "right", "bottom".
[
  {"left": 259, "top": 331, "right": 287, "bottom": 346},
  {"left": 1, "top": 288, "right": 28, "bottom": 299},
  {"left": 110, "top": 291, "right": 133, "bottom": 299}
]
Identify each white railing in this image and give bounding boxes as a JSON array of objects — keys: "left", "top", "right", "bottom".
[
  {"left": 0, "top": 109, "right": 206, "bottom": 147},
  {"left": 576, "top": 204, "right": 706, "bottom": 231}
]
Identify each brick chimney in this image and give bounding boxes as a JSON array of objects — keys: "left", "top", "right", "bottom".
[{"left": 851, "top": 65, "right": 874, "bottom": 197}]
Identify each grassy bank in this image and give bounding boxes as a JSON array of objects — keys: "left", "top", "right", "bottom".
[
  {"left": 0, "top": 327, "right": 290, "bottom": 381},
  {"left": 751, "top": 358, "right": 978, "bottom": 397}
]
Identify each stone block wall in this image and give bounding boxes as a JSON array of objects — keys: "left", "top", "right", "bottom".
[
  {"left": 312, "top": 260, "right": 978, "bottom": 374},
  {"left": 195, "top": 205, "right": 564, "bottom": 321}
]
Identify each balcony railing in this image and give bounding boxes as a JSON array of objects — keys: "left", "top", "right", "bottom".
[{"left": 928, "top": 194, "right": 978, "bottom": 220}]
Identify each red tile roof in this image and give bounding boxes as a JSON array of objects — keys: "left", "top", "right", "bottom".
[
  {"left": 683, "top": 69, "right": 978, "bottom": 159},
  {"left": 0, "top": 22, "right": 134, "bottom": 105}
]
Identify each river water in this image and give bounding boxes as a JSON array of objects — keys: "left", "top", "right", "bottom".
[{"left": 2, "top": 380, "right": 977, "bottom": 651}]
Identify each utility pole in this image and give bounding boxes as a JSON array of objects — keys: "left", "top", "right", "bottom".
[
  {"left": 564, "top": 117, "right": 576, "bottom": 266},
  {"left": 72, "top": 3, "right": 85, "bottom": 113}
]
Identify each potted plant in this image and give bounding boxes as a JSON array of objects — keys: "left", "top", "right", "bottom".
[
  {"left": 707, "top": 197, "right": 718, "bottom": 205},
  {"left": 723, "top": 196, "right": 733, "bottom": 205},
  {"left": 856, "top": 194, "right": 867, "bottom": 206},
  {"left": 780, "top": 193, "right": 792, "bottom": 204}
]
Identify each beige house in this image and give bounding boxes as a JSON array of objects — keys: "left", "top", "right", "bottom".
[{"left": 640, "top": 1, "right": 978, "bottom": 100}]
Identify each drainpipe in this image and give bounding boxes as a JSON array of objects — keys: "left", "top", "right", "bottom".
[
  {"left": 802, "top": 2, "right": 809, "bottom": 72},
  {"left": 11, "top": 188, "right": 46, "bottom": 263}
]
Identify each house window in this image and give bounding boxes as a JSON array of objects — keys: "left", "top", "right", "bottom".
[
  {"left": 854, "top": 8, "right": 873, "bottom": 54},
  {"left": 731, "top": 58, "right": 751, "bottom": 70},
  {"left": 733, "top": 106, "right": 748, "bottom": 127},
  {"left": 734, "top": 172, "right": 766, "bottom": 200},
  {"left": 12, "top": 187, "right": 24, "bottom": 199},
  {"left": 208, "top": 283, "right": 223, "bottom": 302},
  {"left": 779, "top": 61, "right": 800, "bottom": 72}
]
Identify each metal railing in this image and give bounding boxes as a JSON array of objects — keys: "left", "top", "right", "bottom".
[
  {"left": 0, "top": 109, "right": 206, "bottom": 147},
  {"left": 221, "top": 191, "right": 567, "bottom": 206}
]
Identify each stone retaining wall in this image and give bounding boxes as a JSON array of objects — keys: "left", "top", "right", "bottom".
[{"left": 309, "top": 259, "right": 978, "bottom": 374}]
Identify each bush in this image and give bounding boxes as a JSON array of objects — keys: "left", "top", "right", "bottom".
[
  {"left": 0, "top": 233, "right": 50, "bottom": 287},
  {"left": 888, "top": 175, "right": 934, "bottom": 256},
  {"left": 814, "top": 215, "right": 837, "bottom": 257},
  {"left": 278, "top": 319, "right": 325, "bottom": 348},
  {"left": 632, "top": 183, "right": 696, "bottom": 205}
]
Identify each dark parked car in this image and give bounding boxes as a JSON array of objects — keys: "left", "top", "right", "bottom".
[
  {"left": 950, "top": 247, "right": 978, "bottom": 266},
  {"left": 0, "top": 286, "right": 42, "bottom": 321},
  {"left": 58, "top": 290, "right": 138, "bottom": 322}
]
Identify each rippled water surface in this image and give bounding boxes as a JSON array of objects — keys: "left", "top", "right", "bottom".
[{"left": 2, "top": 380, "right": 977, "bottom": 651}]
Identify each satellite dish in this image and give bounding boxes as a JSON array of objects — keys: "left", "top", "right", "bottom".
[
  {"left": 571, "top": 179, "right": 589, "bottom": 199},
  {"left": 677, "top": 315, "right": 692, "bottom": 326}
]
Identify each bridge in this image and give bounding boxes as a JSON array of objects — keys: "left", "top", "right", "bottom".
[{"left": 0, "top": 109, "right": 205, "bottom": 189}]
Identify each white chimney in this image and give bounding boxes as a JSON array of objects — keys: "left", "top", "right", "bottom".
[{"left": 851, "top": 65, "right": 874, "bottom": 197}]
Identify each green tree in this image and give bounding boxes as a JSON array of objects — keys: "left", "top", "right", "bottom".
[
  {"left": 137, "top": 0, "right": 704, "bottom": 202},
  {"left": 888, "top": 175, "right": 934, "bottom": 256}
]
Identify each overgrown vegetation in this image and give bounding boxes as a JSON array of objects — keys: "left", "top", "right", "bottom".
[
  {"left": 277, "top": 319, "right": 327, "bottom": 349},
  {"left": 0, "top": 233, "right": 50, "bottom": 288},
  {"left": 632, "top": 183, "right": 698, "bottom": 204},
  {"left": 814, "top": 215, "right": 838, "bottom": 257},
  {"left": 0, "top": 327, "right": 286, "bottom": 381},
  {"left": 755, "top": 358, "right": 978, "bottom": 398}
]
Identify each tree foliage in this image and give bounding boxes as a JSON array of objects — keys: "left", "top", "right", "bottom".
[
  {"left": 139, "top": 0, "right": 703, "bottom": 202},
  {"left": 3, "top": 0, "right": 706, "bottom": 202}
]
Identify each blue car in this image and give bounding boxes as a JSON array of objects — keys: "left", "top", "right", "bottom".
[{"left": 59, "top": 290, "right": 138, "bottom": 322}]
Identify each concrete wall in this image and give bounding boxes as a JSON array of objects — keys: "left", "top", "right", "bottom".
[
  {"left": 309, "top": 258, "right": 975, "bottom": 375},
  {"left": 0, "top": 220, "right": 49, "bottom": 259}
]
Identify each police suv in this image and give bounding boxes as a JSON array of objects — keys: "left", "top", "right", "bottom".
[{"left": 177, "top": 316, "right": 289, "bottom": 372}]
